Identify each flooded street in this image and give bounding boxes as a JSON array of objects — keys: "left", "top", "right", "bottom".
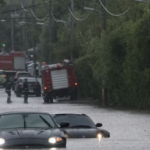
[{"left": 0, "top": 88, "right": 149, "bottom": 150}]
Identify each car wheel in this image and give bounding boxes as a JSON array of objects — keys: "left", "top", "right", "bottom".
[{"left": 16, "top": 92, "right": 21, "bottom": 97}]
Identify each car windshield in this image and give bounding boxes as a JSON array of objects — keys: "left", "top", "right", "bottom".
[
  {"left": 18, "top": 73, "right": 31, "bottom": 77},
  {"left": 28, "top": 63, "right": 39, "bottom": 67},
  {"left": 54, "top": 115, "right": 95, "bottom": 128},
  {"left": 0, "top": 113, "right": 56, "bottom": 129}
]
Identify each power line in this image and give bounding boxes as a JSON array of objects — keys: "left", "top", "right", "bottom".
[
  {"left": 1, "top": 0, "right": 60, "bottom": 14},
  {"left": 30, "top": 9, "right": 48, "bottom": 21},
  {"left": 14, "top": 7, "right": 22, "bottom": 16},
  {"left": 68, "top": 7, "right": 91, "bottom": 21},
  {"left": 20, "top": 2, "right": 29, "bottom": 12},
  {"left": 0, "top": 17, "right": 50, "bottom": 19},
  {"left": 99, "top": 0, "right": 134, "bottom": 17},
  {"left": 51, "top": 11, "right": 68, "bottom": 23}
]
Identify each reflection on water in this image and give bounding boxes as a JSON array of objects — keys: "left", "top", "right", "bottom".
[{"left": 0, "top": 139, "right": 101, "bottom": 150}]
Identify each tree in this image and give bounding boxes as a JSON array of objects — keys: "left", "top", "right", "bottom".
[{"left": 0, "top": 0, "right": 5, "bottom": 7}]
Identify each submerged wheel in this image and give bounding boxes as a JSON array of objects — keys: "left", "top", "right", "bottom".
[
  {"left": 36, "top": 92, "right": 41, "bottom": 97},
  {"left": 70, "top": 90, "right": 77, "bottom": 100},
  {"left": 49, "top": 96, "right": 53, "bottom": 103},
  {"left": 44, "top": 94, "right": 49, "bottom": 103},
  {"left": 16, "top": 92, "right": 21, "bottom": 97}
]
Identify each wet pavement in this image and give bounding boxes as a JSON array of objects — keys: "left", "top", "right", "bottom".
[{"left": 0, "top": 87, "right": 150, "bottom": 150}]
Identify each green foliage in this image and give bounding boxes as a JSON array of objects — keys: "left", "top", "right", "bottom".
[
  {"left": 0, "top": 0, "right": 6, "bottom": 7},
  {"left": 2, "top": 0, "right": 150, "bottom": 109},
  {"left": 75, "top": 55, "right": 100, "bottom": 99}
]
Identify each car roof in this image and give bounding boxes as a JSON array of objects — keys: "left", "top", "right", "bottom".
[
  {"left": 52, "top": 113, "right": 88, "bottom": 117},
  {"left": 18, "top": 77, "right": 36, "bottom": 80},
  {"left": 16, "top": 71, "right": 30, "bottom": 74},
  {"left": 0, "top": 111, "right": 51, "bottom": 116}
]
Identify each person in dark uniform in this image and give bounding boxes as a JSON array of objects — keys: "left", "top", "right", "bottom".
[
  {"left": 5, "top": 81, "right": 13, "bottom": 103},
  {"left": 22, "top": 78, "right": 29, "bottom": 103}
]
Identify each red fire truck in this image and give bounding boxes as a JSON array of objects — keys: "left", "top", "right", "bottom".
[
  {"left": 0, "top": 51, "right": 26, "bottom": 86},
  {"left": 41, "top": 60, "right": 78, "bottom": 103}
]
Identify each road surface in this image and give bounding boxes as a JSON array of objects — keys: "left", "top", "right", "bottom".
[{"left": 0, "top": 86, "right": 149, "bottom": 150}]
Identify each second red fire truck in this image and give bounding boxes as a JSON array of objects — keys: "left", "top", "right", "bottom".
[{"left": 41, "top": 60, "right": 78, "bottom": 103}]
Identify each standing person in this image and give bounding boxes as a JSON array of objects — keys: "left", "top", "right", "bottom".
[
  {"left": 22, "top": 78, "right": 29, "bottom": 103},
  {"left": 5, "top": 81, "right": 13, "bottom": 103}
]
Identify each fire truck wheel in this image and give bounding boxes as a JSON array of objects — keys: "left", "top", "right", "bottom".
[
  {"left": 44, "top": 94, "right": 49, "bottom": 103},
  {"left": 49, "top": 97, "right": 53, "bottom": 103},
  {"left": 70, "top": 91, "right": 77, "bottom": 100},
  {"left": 70, "top": 94, "right": 74, "bottom": 100}
]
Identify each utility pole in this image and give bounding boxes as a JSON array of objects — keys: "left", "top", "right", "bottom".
[
  {"left": 32, "top": 0, "right": 36, "bottom": 77},
  {"left": 10, "top": 0, "right": 14, "bottom": 51},
  {"left": 70, "top": 0, "right": 74, "bottom": 61},
  {"left": 48, "top": 0, "right": 53, "bottom": 64},
  {"left": 22, "top": 4, "right": 27, "bottom": 71},
  {"left": 22, "top": 10, "right": 26, "bottom": 52},
  {"left": 11, "top": 13, "right": 14, "bottom": 51},
  {"left": 101, "top": 0, "right": 107, "bottom": 107}
]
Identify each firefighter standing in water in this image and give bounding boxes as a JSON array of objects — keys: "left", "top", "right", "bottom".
[
  {"left": 5, "top": 81, "right": 13, "bottom": 103},
  {"left": 22, "top": 78, "right": 29, "bottom": 103}
]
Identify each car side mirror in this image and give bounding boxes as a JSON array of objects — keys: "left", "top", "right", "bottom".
[
  {"left": 96, "top": 123, "right": 102, "bottom": 127},
  {"left": 60, "top": 122, "right": 70, "bottom": 128}
]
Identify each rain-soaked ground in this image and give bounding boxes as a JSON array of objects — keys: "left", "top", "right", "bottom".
[{"left": 0, "top": 87, "right": 149, "bottom": 150}]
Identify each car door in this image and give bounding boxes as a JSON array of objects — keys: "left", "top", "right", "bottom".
[{"left": 15, "top": 79, "right": 21, "bottom": 92}]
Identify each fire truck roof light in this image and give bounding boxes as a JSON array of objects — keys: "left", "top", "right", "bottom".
[{"left": 75, "top": 83, "right": 78, "bottom": 86}]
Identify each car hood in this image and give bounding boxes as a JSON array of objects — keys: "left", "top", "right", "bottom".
[
  {"left": 0, "top": 128, "right": 62, "bottom": 140},
  {"left": 63, "top": 128, "right": 98, "bottom": 138}
]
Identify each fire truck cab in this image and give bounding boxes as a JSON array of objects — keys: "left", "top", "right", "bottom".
[{"left": 41, "top": 59, "right": 78, "bottom": 103}]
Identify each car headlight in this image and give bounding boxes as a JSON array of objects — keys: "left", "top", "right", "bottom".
[
  {"left": 97, "top": 133, "right": 103, "bottom": 141},
  {"left": 0, "top": 138, "right": 5, "bottom": 145},
  {"left": 48, "top": 137, "right": 63, "bottom": 144}
]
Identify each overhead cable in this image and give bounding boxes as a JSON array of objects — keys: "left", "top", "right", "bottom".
[
  {"left": 13, "top": 12, "right": 23, "bottom": 25},
  {"left": 68, "top": 7, "right": 91, "bottom": 21},
  {"left": 99, "top": 0, "right": 134, "bottom": 17},
  {"left": 2, "top": 0, "right": 53, "bottom": 14},
  {"left": 14, "top": 7, "right": 21, "bottom": 17},
  {"left": 30, "top": 9, "right": 48, "bottom": 21},
  {"left": 51, "top": 12, "right": 68, "bottom": 23},
  {"left": 20, "top": 2, "right": 29, "bottom": 12}
]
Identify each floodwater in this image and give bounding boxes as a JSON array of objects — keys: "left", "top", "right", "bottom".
[{"left": 0, "top": 88, "right": 149, "bottom": 150}]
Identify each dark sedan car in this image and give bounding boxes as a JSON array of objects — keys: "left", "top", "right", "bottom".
[
  {"left": 14, "top": 77, "right": 41, "bottom": 97},
  {"left": 53, "top": 114, "right": 110, "bottom": 139},
  {"left": 0, "top": 112, "right": 69, "bottom": 148},
  {"left": 14, "top": 71, "right": 32, "bottom": 82},
  {"left": 13, "top": 72, "right": 33, "bottom": 90}
]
